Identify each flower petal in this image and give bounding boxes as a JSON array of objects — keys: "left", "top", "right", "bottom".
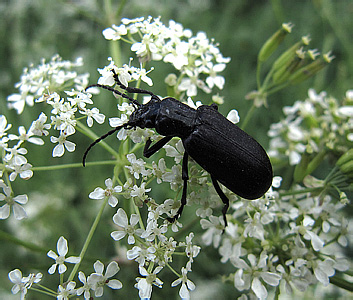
[
  {"left": 57, "top": 236, "right": 68, "bottom": 256},
  {"left": 111, "top": 230, "right": 126, "bottom": 241},
  {"left": 107, "top": 279, "right": 123, "bottom": 289},
  {"left": 113, "top": 208, "right": 128, "bottom": 227},
  {"left": 105, "top": 261, "right": 119, "bottom": 278}
]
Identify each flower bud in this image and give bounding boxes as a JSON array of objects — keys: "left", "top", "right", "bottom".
[
  {"left": 339, "top": 161, "right": 353, "bottom": 178},
  {"left": 272, "top": 35, "right": 310, "bottom": 72},
  {"left": 272, "top": 48, "right": 306, "bottom": 85},
  {"left": 258, "top": 23, "right": 293, "bottom": 63},
  {"left": 288, "top": 51, "right": 334, "bottom": 85},
  {"left": 336, "top": 149, "right": 353, "bottom": 167}
]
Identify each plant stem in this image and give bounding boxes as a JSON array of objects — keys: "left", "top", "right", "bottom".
[
  {"left": 0, "top": 229, "right": 46, "bottom": 253},
  {"left": 32, "top": 160, "right": 115, "bottom": 171},
  {"left": 67, "top": 196, "right": 109, "bottom": 282},
  {"left": 240, "top": 103, "right": 256, "bottom": 131}
]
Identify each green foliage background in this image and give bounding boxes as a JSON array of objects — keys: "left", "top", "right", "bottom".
[{"left": 0, "top": 0, "right": 352, "bottom": 299}]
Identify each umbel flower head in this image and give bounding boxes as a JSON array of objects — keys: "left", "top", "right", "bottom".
[{"left": 102, "top": 16, "right": 230, "bottom": 98}]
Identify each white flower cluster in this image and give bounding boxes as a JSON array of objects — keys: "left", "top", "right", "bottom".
[
  {"left": 9, "top": 236, "right": 122, "bottom": 299},
  {"left": 88, "top": 174, "right": 200, "bottom": 298},
  {"left": 7, "top": 54, "right": 88, "bottom": 114},
  {"left": 103, "top": 16, "right": 230, "bottom": 98},
  {"left": 268, "top": 89, "right": 353, "bottom": 165},
  {"left": 1, "top": 55, "right": 106, "bottom": 220},
  {"left": 0, "top": 115, "right": 40, "bottom": 220},
  {"left": 200, "top": 175, "right": 350, "bottom": 299}
]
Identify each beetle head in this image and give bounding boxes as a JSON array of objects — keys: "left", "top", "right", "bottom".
[{"left": 129, "top": 95, "right": 161, "bottom": 129}]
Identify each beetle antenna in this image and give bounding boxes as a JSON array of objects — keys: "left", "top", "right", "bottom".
[
  {"left": 83, "top": 124, "right": 128, "bottom": 167},
  {"left": 85, "top": 84, "right": 141, "bottom": 107},
  {"left": 112, "top": 70, "right": 156, "bottom": 98}
]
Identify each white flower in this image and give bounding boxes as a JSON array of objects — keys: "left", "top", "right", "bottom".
[
  {"left": 243, "top": 211, "right": 265, "bottom": 241},
  {"left": 88, "top": 260, "right": 122, "bottom": 297},
  {"left": 125, "top": 153, "right": 151, "bottom": 179},
  {"left": 135, "top": 266, "right": 163, "bottom": 299},
  {"left": 178, "top": 76, "right": 198, "bottom": 97},
  {"left": 23, "top": 272, "right": 42, "bottom": 289},
  {"left": 81, "top": 107, "right": 105, "bottom": 127},
  {"left": 171, "top": 267, "right": 195, "bottom": 299},
  {"left": 232, "top": 252, "right": 281, "bottom": 300},
  {"left": 111, "top": 208, "right": 143, "bottom": 244},
  {"left": 131, "top": 34, "right": 160, "bottom": 61},
  {"left": 226, "top": 109, "right": 240, "bottom": 124},
  {"left": 57, "top": 281, "right": 76, "bottom": 300},
  {"left": 163, "top": 41, "right": 189, "bottom": 70},
  {"left": 131, "top": 66, "right": 154, "bottom": 86},
  {"left": 89, "top": 178, "right": 122, "bottom": 207},
  {"left": 8, "top": 162, "right": 33, "bottom": 181},
  {"left": 0, "top": 115, "right": 12, "bottom": 138},
  {"left": 29, "top": 112, "right": 51, "bottom": 136},
  {"left": 47, "top": 236, "right": 81, "bottom": 274},
  {"left": 109, "top": 115, "right": 129, "bottom": 140},
  {"left": 141, "top": 218, "right": 168, "bottom": 242},
  {"left": 127, "top": 245, "right": 156, "bottom": 266},
  {"left": 66, "top": 90, "right": 93, "bottom": 108},
  {"left": 162, "top": 164, "right": 182, "bottom": 191},
  {"left": 312, "top": 258, "right": 335, "bottom": 286},
  {"left": 205, "top": 63, "right": 226, "bottom": 89},
  {"left": 151, "top": 158, "right": 167, "bottom": 184},
  {"left": 7, "top": 93, "right": 34, "bottom": 114},
  {"left": 8, "top": 269, "right": 28, "bottom": 299},
  {"left": 50, "top": 132, "right": 76, "bottom": 157},
  {"left": 76, "top": 271, "right": 93, "bottom": 300},
  {"left": 0, "top": 185, "right": 28, "bottom": 220},
  {"left": 8, "top": 125, "right": 44, "bottom": 146},
  {"left": 51, "top": 104, "right": 77, "bottom": 135},
  {"left": 4, "top": 146, "right": 28, "bottom": 165},
  {"left": 289, "top": 216, "right": 325, "bottom": 251},
  {"left": 130, "top": 182, "right": 151, "bottom": 200},
  {"left": 200, "top": 215, "right": 224, "bottom": 247},
  {"left": 163, "top": 139, "right": 184, "bottom": 163},
  {"left": 103, "top": 24, "right": 128, "bottom": 40},
  {"left": 183, "top": 232, "right": 201, "bottom": 265}
]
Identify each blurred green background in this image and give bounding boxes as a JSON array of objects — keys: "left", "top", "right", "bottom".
[{"left": 0, "top": 0, "right": 352, "bottom": 299}]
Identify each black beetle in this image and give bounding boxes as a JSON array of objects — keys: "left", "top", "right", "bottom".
[{"left": 83, "top": 70, "right": 273, "bottom": 227}]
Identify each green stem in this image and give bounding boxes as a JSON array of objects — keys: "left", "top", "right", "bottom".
[
  {"left": 256, "top": 61, "right": 262, "bottom": 90},
  {"left": 329, "top": 273, "right": 353, "bottom": 292},
  {"left": 240, "top": 103, "right": 256, "bottom": 131},
  {"left": 31, "top": 286, "right": 57, "bottom": 297},
  {"left": 67, "top": 196, "right": 109, "bottom": 282},
  {"left": 116, "top": 0, "right": 128, "bottom": 19},
  {"left": 279, "top": 186, "right": 322, "bottom": 197},
  {"left": 0, "top": 229, "right": 46, "bottom": 253},
  {"left": 265, "top": 81, "right": 290, "bottom": 95},
  {"left": 166, "top": 262, "right": 181, "bottom": 278},
  {"left": 32, "top": 160, "right": 115, "bottom": 171}
]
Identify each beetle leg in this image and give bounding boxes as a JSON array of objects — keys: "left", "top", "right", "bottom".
[
  {"left": 167, "top": 151, "right": 189, "bottom": 223},
  {"left": 210, "top": 175, "right": 229, "bottom": 228},
  {"left": 143, "top": 136, "right": 173, "bottom": 158}
]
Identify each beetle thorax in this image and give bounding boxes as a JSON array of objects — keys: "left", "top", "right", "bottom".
[
  {"left": 129, "top": 98, "right": 161, "bottom": 129},
  {"left": 154, "top": 98, "right": 197, "bottom": 138}
]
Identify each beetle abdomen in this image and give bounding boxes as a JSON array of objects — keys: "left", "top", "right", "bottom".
[{"left": 183, "top": 105, "right": 272, "bottom": 199}]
